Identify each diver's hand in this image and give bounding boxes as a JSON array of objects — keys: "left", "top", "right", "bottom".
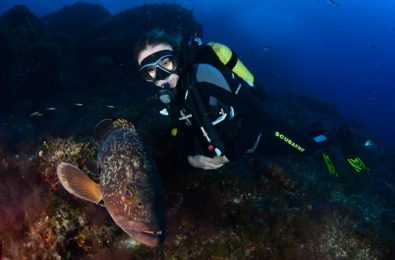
[
  {"left": 211, "top": 155, "right": 229, "bottom": 165},
  {"left": 187, "top": 155, "right": 226, "bottom": 170}
]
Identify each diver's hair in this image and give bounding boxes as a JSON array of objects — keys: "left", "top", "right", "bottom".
[{"left": 134, "top": 29, "right": 182, "bottom": 64}]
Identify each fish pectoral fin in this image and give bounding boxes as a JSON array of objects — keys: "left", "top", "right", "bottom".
[{"left": 57, "top": 162, "right": 103, "bottom": 204}]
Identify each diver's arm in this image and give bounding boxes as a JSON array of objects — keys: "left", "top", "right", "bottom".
[
  {"left": 199, "top": 81, "right": 264, "bottom": 161},
  {"left": 191, "top": 61, "right": 264, "bottom": 164}
]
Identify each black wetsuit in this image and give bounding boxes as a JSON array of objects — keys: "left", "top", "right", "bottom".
[{"left": 168, "top": 45, "right": 327, "bottom": 161}]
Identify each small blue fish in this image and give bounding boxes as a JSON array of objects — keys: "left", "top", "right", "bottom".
[
  {"left": 364, "top": 139, "right": 378, "bottom": 149},
  {"left": 327, "top": 0, "right": 340, "bottom": 7}
]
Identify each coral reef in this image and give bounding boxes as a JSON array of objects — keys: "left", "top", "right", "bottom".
[
  {"left": 264, "top": 163, "right": 297, "bottom": 192},
  {"left": 36, "top": 137, "right": 96, "bottom": 190},
  {"left": 42, "top": 3, "right": 111, "bottom": 39},
  {"left": 1, "top": 120, "right": 393, "bottom": 258}
]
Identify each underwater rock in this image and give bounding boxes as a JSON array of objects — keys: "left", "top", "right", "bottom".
[
  {"left": 0, "top": 5, "right": 63, "bottom": 114},
  {"left": 264, "top": 163, "right": 297, "bottom": 192},
  {"left": 75, "top": 3, "right": 202, "bottom": 79},
  {"left": 42, "top": 2, "right": 111, "bottom": 39},
  {"left": 36, "top": 137, "right": 96, "bottom": 191},
  {"left": 0, "top": 3, "right": 203, "bottom": 124},
  {"left": 0, "top": 132, "right": 390, "bottom": 258},
  {"left": 0, "top": 5, "right": 45, "bottom": 32},
  {"left": 90, "top": 56, "right": 116, "bottom": 85}
]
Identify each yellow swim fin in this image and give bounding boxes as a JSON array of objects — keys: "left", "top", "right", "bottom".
[
  {"left": 346, "top": 156, "right": 369, "bottom": 173},
  {"left": 322, "top": 152, "right": 339, "bottom": 177}
]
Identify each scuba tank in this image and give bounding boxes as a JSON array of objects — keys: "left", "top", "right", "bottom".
[
  {"left": 188, "top": 34, "right": 255, "bottom": 88},
  {"left": 207, "top": 42, "right": 255, "bottom": 87}
]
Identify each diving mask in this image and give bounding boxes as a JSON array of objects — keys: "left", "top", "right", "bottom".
[{"left": 139, "top": 50, "right": 179, "bottom": 82}]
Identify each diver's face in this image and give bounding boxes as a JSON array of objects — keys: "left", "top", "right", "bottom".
[{"left": 138, "top": 43, "right": 180, "bottom": 89}]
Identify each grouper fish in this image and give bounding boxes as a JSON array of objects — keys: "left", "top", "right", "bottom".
[{"left": 56, "top": 119, "right": 166, "bottom": 247}]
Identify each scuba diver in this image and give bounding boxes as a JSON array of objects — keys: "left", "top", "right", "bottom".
[{"left": 134, "top": 29, "right": 368, "bottom": 174}]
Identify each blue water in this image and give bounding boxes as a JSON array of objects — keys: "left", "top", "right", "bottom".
[{"left": 1, "top": 0, "right": 394, "bottom": 146}]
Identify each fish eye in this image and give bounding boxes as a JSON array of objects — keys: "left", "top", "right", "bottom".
[
  {"left": 125, "top": 184, "right": 145, "bottom": 207},
  {"left": 125, "top": 184, "right": 136, "bottom": 200}
]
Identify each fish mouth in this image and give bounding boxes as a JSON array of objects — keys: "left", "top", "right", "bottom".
[
  {"left": 140, "top": 229, "right": 164, "bottom": 235},
  {"left": 117, "top": 220, "right": 166, "bottom": 246},
  {"left": 126, "top": 228, "right": 166, "bottom": 247}
]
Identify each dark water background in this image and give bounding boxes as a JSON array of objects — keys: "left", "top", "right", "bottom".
[{"left": 1, "top": 0, "right": 394, "bottom": 148}]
